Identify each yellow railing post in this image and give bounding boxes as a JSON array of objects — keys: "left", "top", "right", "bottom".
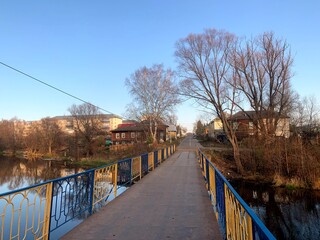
[
  {"left": 43, "top": 182, "right": 53, "bottom": 240},
  {"left": 158, "top": 150, "right": 161, "bottom": 164},
  {"left": 114, "top": 164, "right": 118, "bottom": 198},
  {"left": 139, "top": 157, "right": 142, "bottom": 180},
  {"left": 148, "top": 152, "right": 154, "bottom": 171},
  {"left": 247, "top": 214, "right": 253, "bottom": 240}
]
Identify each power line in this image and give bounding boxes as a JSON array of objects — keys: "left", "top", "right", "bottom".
[{"left": 0, "top": 61, "right": 124, "bottom": 118}]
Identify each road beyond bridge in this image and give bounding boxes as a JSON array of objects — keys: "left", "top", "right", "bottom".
[{"left": 62, "top": 135, "right": 222, "bottom": 239}]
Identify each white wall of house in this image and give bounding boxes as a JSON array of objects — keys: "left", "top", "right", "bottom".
[{"left": 208, "top": 118, "right": 224, "bottom": 138}]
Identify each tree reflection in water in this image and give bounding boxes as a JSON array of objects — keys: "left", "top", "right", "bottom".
[
  {"left": 0, "top": 156, "right": 84, "bottom": 193},
  {"left": 230, "top": 180, "right": 320, "bottom": 240}
]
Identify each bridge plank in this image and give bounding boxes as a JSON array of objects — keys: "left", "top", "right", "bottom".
[{"left": 61, "top": 136, "right": 222, "bottom": 240}]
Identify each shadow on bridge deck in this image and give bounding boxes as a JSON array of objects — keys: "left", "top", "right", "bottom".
[{"left": 62, "top": 136, "right": 222, "bottom": 240}]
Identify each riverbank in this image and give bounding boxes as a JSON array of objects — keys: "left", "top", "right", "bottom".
[
  {"left": 1, "top": 139, "right": 184, "bottom": 170},
  {"left": 202, "top": 147, "right": 320, "bottom": 190}
]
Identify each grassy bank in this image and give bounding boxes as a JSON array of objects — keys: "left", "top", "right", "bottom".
[
  {"left": 68, "top": 139, "right": 182, "bottom": 169},
  {"left": 203, "top": 147, "right": 320, "bottom": 190}
]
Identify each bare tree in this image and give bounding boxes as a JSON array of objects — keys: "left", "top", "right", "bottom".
[
  {"left": 68, "top": 103, "right": 102, "bottom": 158},
  {"left": 168, "top": 113, "right": 178, "bottom": 125},
  {"left": 125, "top": 64, "right": 180, "bottom": 143},
  {"left": 24, "top": 122, "right": 42, "bottom": 155},
  {"left": 301, "top": 95, "right": 320, "bottom": 129},
  {"left": 175, "top": 29, "right": 244, "bottom": 174},
  {"left": 231, "top": 32, "right": 294, "bottom": 138},
  {"left": 0, "top": 120, "right": 15, "bottom": 152},
  {"left": 291, "top": 95, "right": 320, "bottom": 140},
  {"left": 39, "top": 118, "right": 63, "bottom": 155}
]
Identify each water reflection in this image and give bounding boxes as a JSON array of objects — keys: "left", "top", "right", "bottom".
[
  {"left": 230, "top": 180, "right": 320, "bottom": 240},
  {"left": 0, "top": 156, "right": 129, "bottom": 239},
  {"left": 0, "top": 156, "right": 84, "bottom": 194}
]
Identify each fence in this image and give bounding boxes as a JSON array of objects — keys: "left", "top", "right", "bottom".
[
  {"left": 198, "top": 149, "right": 276, "bottom": 240},
  {"left": 0, "top": 145, "right": 175, "bottom": 240}
]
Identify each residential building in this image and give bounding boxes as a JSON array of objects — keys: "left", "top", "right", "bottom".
[
  {"left": 228, "top": 110, "right": 290, "bottom": 139},
  {"left": 50, "top": 114, "right": 122, "bottom": 134},
  {"left": 167, "top": 125, "right": 177, "bottom": 140},
  {"left": 109, "top": 117, "right": 123, "bottom": 131},
  {"left": 111, "top": 121, "right": 168, "bottom": 145},
  {"left": 50, "top": 116, "right": 75, "bottom": 134},
  {"left": 208, "top": 118, "right": 224, "bottom": 138}
]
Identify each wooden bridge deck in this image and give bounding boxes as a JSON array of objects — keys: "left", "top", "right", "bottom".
[{"left": 62, "top": 136, "right": 222, "bottom": 240}]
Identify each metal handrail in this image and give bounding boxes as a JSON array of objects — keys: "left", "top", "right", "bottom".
[{"left": 198, "top": 148, "right": 276, "bottom": 240}]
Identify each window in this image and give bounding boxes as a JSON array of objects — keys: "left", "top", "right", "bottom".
[
  {"left": 121, "top": 133, "right": 126, "bottom": 138},
  {"left": 116, "top": 133, "right": 120, "bottom": 139},
  {"left": 131, "top": 132, "right": 135, "bottom": 138}
]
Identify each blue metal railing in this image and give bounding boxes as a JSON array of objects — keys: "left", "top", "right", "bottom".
[{"left": 198, "top": 149, "right": 276, "bottom": 240}]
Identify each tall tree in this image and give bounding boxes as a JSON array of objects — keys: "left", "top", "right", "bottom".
[
  {"left": 39, "top": 118, "right": 62, "bottom": 155},
  {"left": 175, "top": 29, "right": 244, "bottom": 174},
  {"left": 231, "top": 32, "right": 294, "bottom": 138},
  {"left": 68, "top": 103, "right": 102, "bottom": 157},
  {"left": 125, "top": 64, "right": 180, "bottom": 143},
  {"left": 24, "top": 122, "right": 42, "bottom": 154},
  {"left": 291, "top": 95, "right": 320, "bottom": 139},
  {"left": 0, "top": 120, "right": 15, "bottom": 152},
  {"left": 195, "top": 120, "right": 205, "bottom": 136}
]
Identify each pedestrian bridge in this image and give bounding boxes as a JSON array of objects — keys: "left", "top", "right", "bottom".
[{"left": 0, "top": 136, "right": 275, "bottom": 239}]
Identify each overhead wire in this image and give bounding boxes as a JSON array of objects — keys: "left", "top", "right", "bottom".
[{"left": 0, "top": 61, "right": 124, "bottom": 119}]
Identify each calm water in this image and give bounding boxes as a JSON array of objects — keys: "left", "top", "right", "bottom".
[
  {"left": 0, "top": 156, "right": 130, "bottom": 239},
  {"left": 230, "top": 180, "right": 320, "bottom": 240},
  {"left": 0, "top": 156, "right": 85, "bottom": 195}
]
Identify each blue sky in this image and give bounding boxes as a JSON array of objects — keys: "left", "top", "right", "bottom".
[{"left": 1, "top": 1, "right": 319, "bottom": 131}]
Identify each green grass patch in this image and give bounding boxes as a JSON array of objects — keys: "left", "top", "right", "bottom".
[
  {"left": 286, "top": 184, "right": 298, "bottom": 190},
  {"left": 72, "top": 159, "right": 114, "bottom": 169}
]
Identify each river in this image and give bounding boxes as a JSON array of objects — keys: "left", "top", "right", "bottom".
[
  {"left": 230, "top": 180, "right": 320, "bottom": 240},
  {"left": 0, "top": 156, "right": 85, "bottom": 195}
]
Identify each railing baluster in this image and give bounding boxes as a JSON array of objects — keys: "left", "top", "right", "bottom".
[{"left": 198, "top": 149, "right": 276, "bottom": 240}]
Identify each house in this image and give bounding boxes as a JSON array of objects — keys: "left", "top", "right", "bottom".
[
  {"left": 228, "top": 110, "right": 290, "bottom": 139},
  {"left": 167, "top": 125, "right": 177, "bottom": 140},
  {"left": 50, "top": 114, "right": 122, "bottom": 134},
  {"left": 208, "top": 118, "right": 224, "bottom": 138},
  {"left": 110, "top": 121, "right": 168, "bottom": 145}
]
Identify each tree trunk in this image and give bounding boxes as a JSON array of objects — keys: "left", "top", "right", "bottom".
[
  {"left": 230, "top": 137, "right": 244, "bottom": 175},
  {"left": 154, "top": 123, "right": 158, "bottom": 143},
  {"left": 149, "top": 120, "right": 158, "bottom": 143}
]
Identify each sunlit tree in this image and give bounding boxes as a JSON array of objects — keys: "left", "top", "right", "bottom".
[
  {"left": 68, "top": 103, "right": 102, "bottom": 157},
  {"left": 125, "top": 64, "right": 180, "bottom": 143}
]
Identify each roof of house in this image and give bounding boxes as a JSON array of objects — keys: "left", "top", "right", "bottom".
[
  {"left": 229, "top": 110, "right": 289, "bottom": 121},
  {"left": 51, "top": 114, "right": 122, "bottom": 121},
  {"left": 110, "top": 124, "right": 148, "bottom": 132},
  {"left": 111, "top": 121, "right": 169, "bottom": 133},
  {"left": 167, "top": 125, "right": 177, "bottom": 132}
]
